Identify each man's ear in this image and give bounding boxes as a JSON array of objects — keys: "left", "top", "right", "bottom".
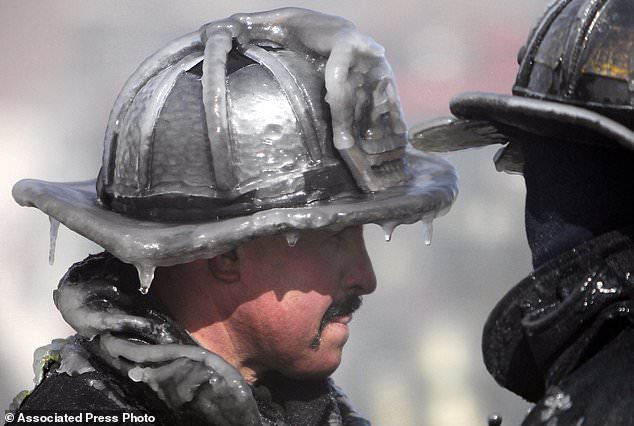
[{"left": 207, "top": 250, "right": 240, "bottom": 283}]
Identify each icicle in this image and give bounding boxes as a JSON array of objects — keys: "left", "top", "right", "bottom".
[
  {"left": 135, "top": 264, "right": 156, "bottom": 295},
  {"left": 423, "top": 219, "right": 434, "bottom": 246},
  {"left": 380, "top": 221, "right": 399, "bottom": 242},
  {"left": 487, "top": 413, "right": 502, "bottom": 426},
  {"left": 285, "top": 231, "right": 300, "bottom": 248},
  {"left": 48, "top": 217, "right": 60, "bottom": 265}
]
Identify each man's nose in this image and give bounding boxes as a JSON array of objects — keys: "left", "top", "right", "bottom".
[
  {"left": 356, "top": 258, "right": 377, "bottom": 295},
  {"left": 345, "top": 242, "right": 377, "bottom": 295}
]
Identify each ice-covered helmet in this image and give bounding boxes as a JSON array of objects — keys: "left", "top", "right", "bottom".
[
  {"left": 13, "top": 8, "right": 457, "bottom": 292},
  {"left": 96, "top": 29, "right": 408, "bottom": 221},
  {"left": 411, "top": 0, "right": 634, "bottom": 172}
]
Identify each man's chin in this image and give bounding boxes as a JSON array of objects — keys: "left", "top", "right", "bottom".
[
  {"left": 286, "top": 362, "right": 341, "bottom": 380},
  {"left": 282, "top": 347, "right": 344, "bottom": 380}
]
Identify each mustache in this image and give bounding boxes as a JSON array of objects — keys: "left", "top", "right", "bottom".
[
  {"left": 321, "top": 295, "right": 363, "bottom": 326},
  {"left": 311, "top": 295, "right": 363, "bottom": 350}
]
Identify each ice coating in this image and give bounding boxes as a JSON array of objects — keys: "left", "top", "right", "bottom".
[
  {"left": 32, "top": 338, "right": 94, "bottom": 387},
  {"left": 423, "top": 219, "right": 434, "bottom": 246},
  {"left": 118, "top": 52, "right": 204, "bottom": 191},
  {"left": 284, "top": 231, "right": 301, "bottom": 248},
  {"left": 52, "top": 255, "right": 261, "bottom": 425},
  {"left": 200, "top": 26, "right": 235, "bottom": 189},
  {"left": 95, "top": 6, "right": 415, "bottom": 209},
  {"left": 31, "top": 338, "right": 65, "bottom": 385},
  {"left": 100, "top": 334, "right": 257, "bottom": 425},
  {"left": 487, "top": 414, "right": 503, "bottom": 426},
  {"left": 380, "top": 221, "right": 399, "bottom": 242},
  {"left": 54, "top": 280, "right": 162, "bottom": 340},
  {"left": 56, "top": 338, "right": 95, "bottom": 376},
  {"left": 14, "top": 153, "right": 456, "bottom": 279},
  {"left": 324, "top": 30, "right": 406, "bottom": 151},
  {"left": 241, "top": 9, "right": 407, "bottom": 191},
  {"left": 9, "top": 337, "right": 98, "bottom": 411},
  {"left": 48, "top": 216, "right": 60, "bottom": 265},
  {"left": 135, "top": 264, "right": 156, "bottom": 294},
  {"left": 197, "top": 8, "right": 407, "bottom": 192},
  {"left": 13, "top": 8, "right": 459, "bottom": 289},
  {"left": 88, "top": 379, "right": 106, "bottom": 391},
  {"left": 216, "top": 8, "right": 407, "bottom": 151},
  {"left": 540, "top": 388, "right": 573, "bottom": 422},
  {"left": 102, "top": 32, "right": 204, "bottom": 185}
]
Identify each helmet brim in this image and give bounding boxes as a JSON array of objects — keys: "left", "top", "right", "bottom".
[
  {"left": 411, "top": 92, "right": 634, "bottom": 154},
  {"left": 13, "top": 151, "right": 456, "bottom": 268}
]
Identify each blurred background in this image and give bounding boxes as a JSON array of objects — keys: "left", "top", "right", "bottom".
[{"left": 0, "top": 1, "right": 549, "bottom": 424}]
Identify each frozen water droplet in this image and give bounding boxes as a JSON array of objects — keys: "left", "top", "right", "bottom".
[
  {"left": 381, "top": 221, "right": 398, "bottom": 242},
  {"left": 285, "top": 231, "right": 300, "bottom": 248},
  {"left": 135, "top": 264, "right": 155, "bottom": 295},
  {"left": 423, "top": 220, "right": 433, "bottom": 246},
  {"left": 487, "top": 413, "right": 502, "bottom": 426},
  {"left": 48, "top": 217, "right": 60, "bottom": 265},
  {"left": 128, "top": 367, "right": 144, "bottom": 382}
]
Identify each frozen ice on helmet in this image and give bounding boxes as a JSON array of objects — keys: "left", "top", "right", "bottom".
[{"left": 48, "top": 216, "right": 60, "bottom": 265}]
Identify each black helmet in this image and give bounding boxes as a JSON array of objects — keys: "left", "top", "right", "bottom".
[{"left": 411, "top": 0, "right": 634, "bottom": 172}]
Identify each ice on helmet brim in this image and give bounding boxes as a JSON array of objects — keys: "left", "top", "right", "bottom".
[{"left": 12, "top": 152, "right": 457, "bottom": 271}]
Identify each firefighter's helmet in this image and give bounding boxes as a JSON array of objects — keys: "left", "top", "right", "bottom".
[
  {"left": 411, "top": 0, "right": 634, "bottom": 173},
  {"left": 13, "top": 8, "right": 457, "bottom": 283}
]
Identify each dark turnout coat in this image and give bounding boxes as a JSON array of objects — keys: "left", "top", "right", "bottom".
[
  {"left": 18, "top": 351, "right": 365, "bottom": 426},
  {"left": 483, "top": 226, "right": 634, "bottom": 425}
]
